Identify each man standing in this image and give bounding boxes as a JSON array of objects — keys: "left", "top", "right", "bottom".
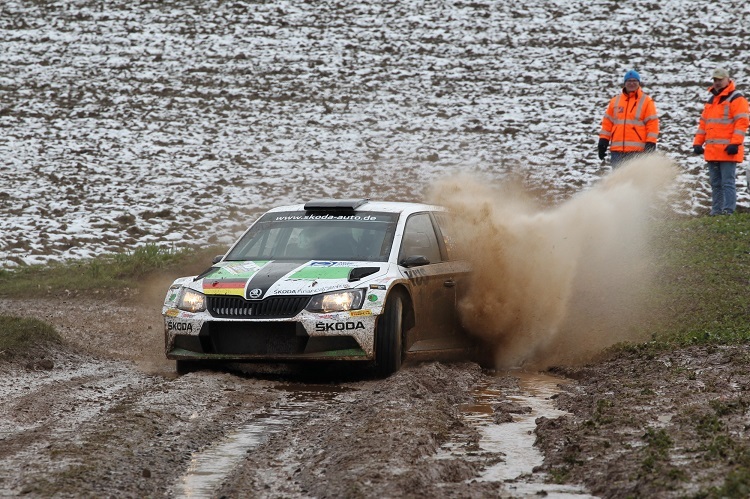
[
  {"left": 598, "top": 69, "right": 660, "bottom": 167},
  {"left": 693, "top": 68, "right": 749, "bottom": 216}
]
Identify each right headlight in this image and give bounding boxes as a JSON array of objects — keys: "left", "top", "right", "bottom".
[
  {"left": 306, "top": 289, "right": 365, "bottom": 313},
  {"left": 177, "top": 288, "right": 206, "bottom": 313}
]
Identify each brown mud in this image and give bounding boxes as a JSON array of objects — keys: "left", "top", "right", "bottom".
[{"left": 1, "top": 296, "right": 748, "bottom": 498}]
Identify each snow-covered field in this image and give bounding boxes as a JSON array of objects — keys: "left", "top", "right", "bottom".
[{"left": 2, "top": 0, "right": 749, "bottom": 266}]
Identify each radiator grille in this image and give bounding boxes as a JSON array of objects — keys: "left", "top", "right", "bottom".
[{"left": 207, "top": 295, "right": 311, "bottom": 319}]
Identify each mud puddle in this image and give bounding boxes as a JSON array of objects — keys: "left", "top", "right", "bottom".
[
  {"left": 172, "top": 383, "right": 348, "bottom": 498},
  {"left": 440, "top": 371, "right": 597, "bottom": 498}
]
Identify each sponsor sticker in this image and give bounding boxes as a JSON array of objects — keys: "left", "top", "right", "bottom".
[
  {"left": 274, "top": 215, "right": 381, "bottom": 221},
  {"left": 224, "top": 262, "right": 262, "bottom": 274},
  {"left": 167, "top": 321, "right": 193, "bottom": 332},
  {"left": 315, "top": 321, "right": 366, "bottom": 332},
  {"left": 406, "top": 267, "right": 432, "bottom": 286},
  {"left": 290, "top": 266, "right": 352, "bottom": 280},
  {"left": 165, "top": 308, "right": 179, "bottom": 317},
  {"left": 369, "top": 284, "right": 386, "bottom": 290},
  {"left": 350, "top": 310, "right": 372, "bottom": 317},
  {"left": 273, "top": 283, "right": 349, "bottom": 295},
  {"left": 367, "top": 294, "right": 379, "bottom": 302}
]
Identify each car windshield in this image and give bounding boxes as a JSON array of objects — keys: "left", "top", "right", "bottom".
[{"left": 224, "top": 211, "right": 399, "bottom": 262}]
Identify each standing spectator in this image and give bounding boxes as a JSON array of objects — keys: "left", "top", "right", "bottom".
[
  {"left": 598, "top": 69, "right": 660, "bottom": 167},
  {"left": 693, "top": 68, "right": 749, "bottom": 216}
]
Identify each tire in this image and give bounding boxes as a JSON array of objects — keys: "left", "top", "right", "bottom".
[
  {"left": 175, "top": 359, "right": 201, "bottom": 375},
  {"left": 472, "top": 339, "right": 497, "bottom": 370},
  {"left": 375, "top": 292, "right": 404, "bottom": 377}
]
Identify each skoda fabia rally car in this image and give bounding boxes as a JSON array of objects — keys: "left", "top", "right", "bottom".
[{"left": 162, "top": 199, "right": 475, "bottom": 376}]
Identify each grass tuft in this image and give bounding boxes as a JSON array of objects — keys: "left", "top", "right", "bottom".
[
  {"left": 0, "top": 315, "right": 63, "bottom": 355},
  {"left": 0, "top": 244, "right": 224, "bottom": 298}
]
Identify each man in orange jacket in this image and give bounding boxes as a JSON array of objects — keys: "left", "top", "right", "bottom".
[
  {"left": 598, "top": 69, "right": 659, "bottom": 168},
  {"left": 693, "top": 68, "right": 749, "bottom": 215}
]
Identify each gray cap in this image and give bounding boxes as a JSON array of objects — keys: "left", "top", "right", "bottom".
[{"left": 712, "top": 68, "right": 730, "bottom": 79}]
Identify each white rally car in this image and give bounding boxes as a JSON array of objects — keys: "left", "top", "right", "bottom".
[{"left": 162, "top": 199, "right": 474, "bottom": 376}]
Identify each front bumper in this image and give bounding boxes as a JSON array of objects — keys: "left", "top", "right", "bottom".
[{"left": 164, "top": 310, "right": 377, "bottom": 362}]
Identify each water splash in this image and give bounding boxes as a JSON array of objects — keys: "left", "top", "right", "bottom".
[{"left": 429, "top": 155, "right": 679, "bottom": 368}]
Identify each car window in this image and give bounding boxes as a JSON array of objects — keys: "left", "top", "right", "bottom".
[
  {"left": 398, "top": 213, "right": 442, "bottom": 264},
  {"left": 225, "top": 211, "right": 399, "bottom": 262},
  {"left": 237, "top": 225, "right": 288, "bottom": 258},
  {"left": 433, "top": 211, "right": 457, "bottom": 260}
]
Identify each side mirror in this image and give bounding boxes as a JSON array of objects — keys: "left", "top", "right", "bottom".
[
  {"left": 399, "top": 255, "right": 430, "bottom": 268},
  {"left": 212, "top": 254, "right": 224, "bottom": 264}
]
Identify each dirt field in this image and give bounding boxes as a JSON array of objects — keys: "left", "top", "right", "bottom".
[
  {"left": 3, "top": 1, "right": 750, "bottom": 496},
  {"left": 2, "top": 295, "right": 748, "bottom": 498},
  {"left": 3, "top": 0, "right": 748, "bottom": 267}
]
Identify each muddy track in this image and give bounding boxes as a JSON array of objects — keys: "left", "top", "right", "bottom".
[
  {"left": 3, "top": 297, "right": 749, "bottom": 498},
  {"left": 0, "top": 297, "right": 529, "bottom": 498},
  {"left": 1, "top": 355, "right": 272, "bottom": 497}
]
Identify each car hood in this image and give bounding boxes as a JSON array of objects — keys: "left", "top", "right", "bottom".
[{"left": 196, "top": 260, "right": 388, "bottom": 300}]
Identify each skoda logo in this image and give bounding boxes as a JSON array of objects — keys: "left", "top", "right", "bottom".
[{"left": 248, "top": 288, "right": 263, "bottom": 299}]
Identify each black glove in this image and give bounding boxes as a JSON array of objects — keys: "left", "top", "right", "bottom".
[
  {"left": 598, "top": 138, "right": 609, "bottom": 160},
  {"left": 693, "top": 145, "right": 704, "bottom": 155},
  {"left": 644, "top": 142, "right": 656, "bottom": 153},
  {"left": 726, "top": 144, "right": 739, "bottom": 155}
]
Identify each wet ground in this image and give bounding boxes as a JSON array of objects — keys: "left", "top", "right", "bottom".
[
  {"left": 0, "top": 297, "right": 540, "bottom": 498},
  {"left": 2, "top": 296, "right": 749, "bottom": 498}
]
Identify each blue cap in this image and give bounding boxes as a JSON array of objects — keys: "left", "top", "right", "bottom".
[{"left": 623, "top": 70, "right": 641, "bottom": 83}]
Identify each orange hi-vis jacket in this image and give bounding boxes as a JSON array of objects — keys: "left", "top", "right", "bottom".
[
  {"left": 599, "top": 88, "right": 659, "bottom": 153},
  {"left": 693, "top": 81, "right": 749, "bottom": 163}
]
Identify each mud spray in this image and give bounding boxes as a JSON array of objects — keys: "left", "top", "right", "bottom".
[{"left": 429, "top": 154, "right": 679, "bottom": 369}]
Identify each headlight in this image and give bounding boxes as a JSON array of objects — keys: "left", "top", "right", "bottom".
[
  {"left": 306, "top": 289, "right": 365, "bottom": 313},
  {"left": 178, "top": 288, "right": 206, "bottom": 313}
]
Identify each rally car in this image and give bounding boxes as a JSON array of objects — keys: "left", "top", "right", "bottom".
[{"left": 162, "top": 198, "right": 474, "bottom": 376}]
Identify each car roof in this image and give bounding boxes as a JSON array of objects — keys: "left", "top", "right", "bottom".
[{"left": 265, "top": 199, "right": 445, "bottom": 216}]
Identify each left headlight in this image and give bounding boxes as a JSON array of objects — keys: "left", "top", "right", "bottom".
[
  {"left": 306, "top": 288, "right": 365, "bottom": 313},
  {"left": 178, "top": 288, "right": 206, "bottom": 313}
]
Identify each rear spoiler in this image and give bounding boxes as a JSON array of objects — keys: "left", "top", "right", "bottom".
[{"left": 303, "top": 199, "right": 369, "bottom": 212}]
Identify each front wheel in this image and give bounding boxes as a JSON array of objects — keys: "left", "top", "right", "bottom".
[
  {"left": 472, "top": 338, "right": 497, "bottom": 370},
  {"left": 375, "top": 292, "right": 405, "bottom": 377}
]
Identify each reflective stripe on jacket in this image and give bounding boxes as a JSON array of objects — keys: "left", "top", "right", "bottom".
[
  {"left": 599, "top": 88, "right": 659, "bottom": 153},
  {"left": 693, "top": 81, "right": 750, "bottom": 162}
]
